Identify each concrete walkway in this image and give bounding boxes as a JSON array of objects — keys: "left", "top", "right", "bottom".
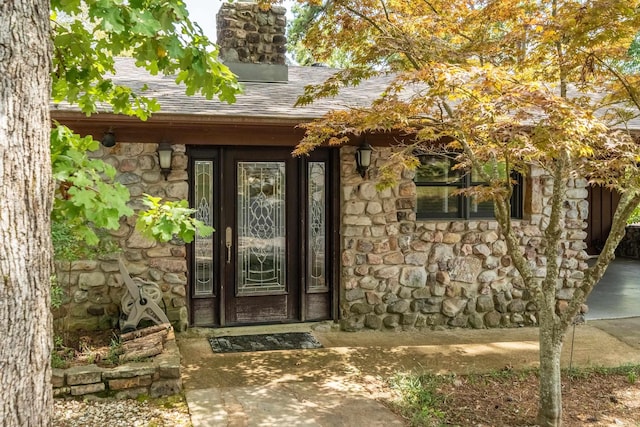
[{"left": 177, "top": 318, "right": 640, "bottom": 427}]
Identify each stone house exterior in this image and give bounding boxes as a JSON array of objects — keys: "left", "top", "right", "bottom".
[{"left": 51, "top": 2, "right": 640, "bottom": 333}]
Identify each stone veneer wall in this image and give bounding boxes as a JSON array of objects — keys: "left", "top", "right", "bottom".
[
  {"left": 53, "top": 142, "right": 190, "bottom": 332},
  {"left": 217, "top": 2, "right": 287, "bottom": 65},
  {"left": 339, "top": 146, "right": 591, "bottom": 331},
  {"left": 55, "top": 141, "right": 593, "bottom": 333}
]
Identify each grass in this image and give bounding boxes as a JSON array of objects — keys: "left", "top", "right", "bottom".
[
  {"left": 51, "top": 335, "right": 74, "bottom": 369},
  {"left": 565, "top": 364, "right": 640, "bottom": 382},
  {"left": 106, "top": 337, "right": 123, "bottom": 365},
  {"left": 387, "top": 372, "right": 448, "bottom": 426}
]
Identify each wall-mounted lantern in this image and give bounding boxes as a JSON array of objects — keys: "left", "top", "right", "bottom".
[
  {"left": 100, "top": 128, "right": 116, "bottom": 147},
  {"left": 157, "top": 142, "right": 173, "bottom": 180},
  {"left": 355, "top": 140, "right": 373, "bottom": 178}
]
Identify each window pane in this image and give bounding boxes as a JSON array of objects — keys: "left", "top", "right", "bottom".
[
  {"left": 415, "top": 155, "right": 461, "bottom": 183},
  {"left": 308, "top": 162, "right": 327, "bottom": 292},
  {"left": 470, "top": 196, "right": 496, "bottom": 218},
  {"left": 237, "top": 161, "right": 286, "bottom": 295},
  {"left": 472, "top": 161, "right": 507, "bottom": 182},
  {"left": 416, "top": 186, "right": 460, "bottom": 218},
  {"left": 194, "top": 160, "right": 214, "bottom": 296}
]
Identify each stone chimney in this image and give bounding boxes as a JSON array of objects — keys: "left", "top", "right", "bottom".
[{"left": 217, "top": 1, "right": 288, "bottom": 82}]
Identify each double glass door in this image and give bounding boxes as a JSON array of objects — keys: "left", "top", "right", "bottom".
[{"left": 189, "top": 147, "right": 334, "bottom": 326}]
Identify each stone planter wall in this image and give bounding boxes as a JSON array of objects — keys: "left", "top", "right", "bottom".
[
  {"left": 616, "top": 225, "right": 640, "bottom": 259},
  {"left": 52, "top": 338, "right": 182, "bottom": 399},
  {"left": 53, "top": 142, "right": 189, "bottom": 332},
  {"left": 339, "top": 146, "right": 590, "bottom": 331}
]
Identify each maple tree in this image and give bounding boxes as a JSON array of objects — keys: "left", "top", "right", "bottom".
[
  {"left": 287, "top": 3, "right": 352, "bottom": 67},
  {"left": 1, "top": 1, "right": 237, "bottom": 424},
  {"left": 286, "top": 0, "right": 640, "bottom": 426}
]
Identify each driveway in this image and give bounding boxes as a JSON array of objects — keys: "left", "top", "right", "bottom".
[{"left": 586, "top": 257, "right": 640, "bottom": 320}]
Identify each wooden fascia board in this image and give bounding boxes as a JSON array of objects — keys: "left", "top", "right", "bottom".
[
  {"left": 50, "top": 112, "right": 314, "bottom": 146},
  {"left": 51, "top": 111, "right": 640, "bottom": 150},
  {"left": 50, "top": 111, "right": 413, "bottom": 148}
]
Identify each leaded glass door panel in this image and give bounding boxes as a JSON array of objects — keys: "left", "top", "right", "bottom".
[{"left": 236, "top": 161, "right": 287, "bottom": 295}]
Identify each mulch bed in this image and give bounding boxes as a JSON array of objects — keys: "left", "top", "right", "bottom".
[{"left": 386, "top": 368, "right": 640, "bottom": 426}]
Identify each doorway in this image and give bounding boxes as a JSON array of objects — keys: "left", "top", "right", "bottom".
[
  {"left": 188, "top": 147, "right": 337, "bottom": 326},
  {"left": 586, "top": 185, "right": 621, "bottom": 255}
]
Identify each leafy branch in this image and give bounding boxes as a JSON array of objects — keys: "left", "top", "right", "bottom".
[
  {"left": 51, "top": 124, "right": 134, "bottom": 247},
  {"left": 50, "top": 0, "right": 242, "bottom": 119},
  {"left": 135, "top": 194, "right": 214, "bottom": 243}
]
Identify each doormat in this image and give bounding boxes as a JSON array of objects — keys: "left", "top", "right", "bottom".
[{"left": 209, "top": 332, "right": 323, "bottom": 353}]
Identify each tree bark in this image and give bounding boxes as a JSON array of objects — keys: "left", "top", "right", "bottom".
[
  {"left": 537, "top": 306, "right": 564, "bottom": 427},
  {"left": 0, "top": 1, "right": 53, "bottom": 426}
]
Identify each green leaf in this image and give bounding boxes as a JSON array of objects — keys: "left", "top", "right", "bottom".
[
  {"left": 51, "top": 125, "right": 134, "bottom": 252},
  {"left": 130, "top": 10, "right": 162, "bottom": 36},
  {"left": 155, "top": 218, "right": 178, "bottom": 242},
  {"left": 52, "top": 0, "right": 241, "bottom": 119},
  {"left": 135, "top": 194, "right": 214, "bottom": 243}
]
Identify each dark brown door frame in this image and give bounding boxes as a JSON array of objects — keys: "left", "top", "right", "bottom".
[
  {"left": 187, "top": 146, "right": 339, "bottom": 327},
  {"left": 586, "top": 185, "right": 621, "bottom": 255}
]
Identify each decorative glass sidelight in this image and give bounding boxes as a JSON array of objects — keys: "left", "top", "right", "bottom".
[
  {"left": 194, "top": 161, "right": 214, "bottom": 296},
  {"left": 237, "top": 162, "right": 286, "bottom": 295},
  {"left": 308, "top": 162, "right": 327, "bottom": 292}
]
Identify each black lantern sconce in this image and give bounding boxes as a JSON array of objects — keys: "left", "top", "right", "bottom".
[
  {"left": 100, "top": 128, "right": 116, "bottom": 147},
  {"left": 157, "top": 142, "right": 173, "bottom": 180},
  {"left": 355, "top": 140, "right": 373, "bottom": 178}
]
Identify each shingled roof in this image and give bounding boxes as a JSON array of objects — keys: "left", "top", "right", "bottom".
[
  {"left": 52, "top": 57, "right": 393, "bottom": 122},
  {"left": 52, "top": 57, "right": 639, "bottom": 132}
]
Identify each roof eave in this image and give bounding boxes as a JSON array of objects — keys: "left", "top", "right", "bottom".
[{"left": 50, "top": 111, "right": 319, "bottom": 146}]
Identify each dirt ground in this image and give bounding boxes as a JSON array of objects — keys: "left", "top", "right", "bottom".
[
  {"left": 380, "top": 368, "right": 640, "bottom": 426},
  {"left": 53, "top": 328, "right": 121, "bottom": 367}
]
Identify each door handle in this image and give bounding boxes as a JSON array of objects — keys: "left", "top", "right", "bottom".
[{"left": 225, "top": 226, "right": 232, "bottom": 264}]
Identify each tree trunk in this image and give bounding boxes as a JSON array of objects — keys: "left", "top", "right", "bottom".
[
  {"left": 537, "top": 307, "right": 564, "bottom": 427},
  {"left": 0, "top": 1, "right": 53, "bottom": 426}
]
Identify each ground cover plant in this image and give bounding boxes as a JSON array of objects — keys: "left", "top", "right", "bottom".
[
  {"left": 51, "top": 329, "right": 122, "bottom": 369},
  {"left": 385, "top": 365, "right": 640, "bottom": 426}
]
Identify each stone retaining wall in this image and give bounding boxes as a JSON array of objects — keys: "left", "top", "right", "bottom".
[
  {"left": 52, "top": 339, "right": 182, "bottom": 399},
  {"left": 53, "top": 142, "right": 189, "bottom": 332},
  {"left": 339, "top": 146, "right": 590, "bottom": 331}
]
